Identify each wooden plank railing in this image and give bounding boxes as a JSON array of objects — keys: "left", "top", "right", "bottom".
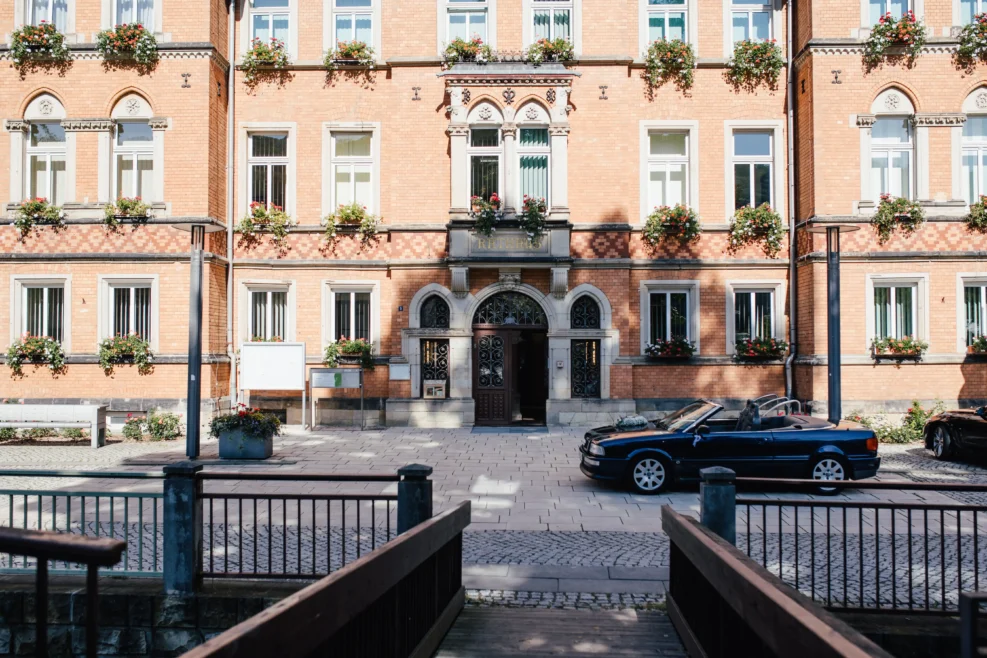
[
  {"left": 661, "top": 505, "right": 894, "bottom": 658},
  {"left": 182, "top": 501, "right": 471, "bottom": 658}
]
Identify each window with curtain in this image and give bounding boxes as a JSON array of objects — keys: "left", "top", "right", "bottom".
[
  {"left": 873, "top": 284, "right": 915, "bottom": 339},
  {"left": 31, "top": 0, "right": 68, "bottom": 30},
  {"left": 735, "top": 290, "right": 773, "bottom": 341},
  {"left": 447, "top": 0, "right": 487, "bottom": 42},
  {"left": 23, "top": 285, "right": 64, "bottom": 341},
  {"left": 732, "top": 0, "right": 771, "bottom": 42},
  {"left": 332, "top": 290, "right": 372, "bottom": 341},
  {"left": 518, "top": 127, "right": 549, "bottom": 205},
  {"left": 963, "top": 116, "right": 987, "bottom": 205},
  {"left": 869, "top": 0, "right": 909, "bottom": 24},
  {"left": 648, "top": 131, "right": 688, "bottom": 210},
  {"left": 532, "top": 0, "right": 571, "bottom": 41},
  {"left": 650, "top": 291, "right": 689, "bottom": 342},
  {"left": 249, "top": 289, "right": 288, "bottom": 340},
  {"left": 333, "top": 0, "right": 372, "bottom": 45},
  {"left": 249, "top": 133, "right": 288, "bottom": 210},
  {"left": 332, "top": 132, "right": 373, "bottom": 210},
  {"left": 870, "top": 117, "right": 912, "bottom": 200},
  {"left": 250, "top": 0, "right": 289, "bottom": 43},
  {"left": 27, "top": 122, "right": 67, "bottom": 206},
  {"left": 469, "top": 127, "right": 501, "bottom": 201},
  {"left": 648, "top": 0, "right": 686, "bottom": 42},
  {"left": 115, "top": 0, "right": 154, "bottom": 29},
  {"left": 110, "top": 284, "right": 152, "bottom": 339},
  {"left": 733, "top": 131, "right": 772, "bottom": 210},
  {"left": 965, "top": 284, "right": 987, "bottom": 345},
  {"left": 962, "top": 0, "right": 987, "bottom": 23},
  {"left": 115, "top": 121, "right": 154, "bottom": 201}
]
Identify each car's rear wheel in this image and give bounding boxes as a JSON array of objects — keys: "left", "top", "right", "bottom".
[
  {"left": 628, "top": 455, "right": 671, "bottom": 495},
  {"left": 931, "top": 425, "right": 954, "bottom": 460},
  {"left": 810, "top": 457, "right": 847, "bottom": 495}
]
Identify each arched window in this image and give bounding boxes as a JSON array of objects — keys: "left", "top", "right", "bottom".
[
  {"left": 863, "top": 89, "right": 916, "bottom": 202},
  {"left": 517, "top": 102, "right": 551, "bottom": 208},
  {"left": 570, "top": 295, "right": 600, "bottom": 329},
  {"left": 473, "top": 291, "right": 547, "bottom": 326},
  {"left": 420, "top": 295, "right": 450, "bottom": 329},
  {"left": 467, "top": 102, "right": 504, "bottom": 203},
  {"left": 110, "top": 94, "right": 159, "bottom": 202},
  {"left": 962, "top": 88, "right": 987, "bottom": 204},
  {"left": 24, "top": 94, "right": 68, "bottom": 205}
]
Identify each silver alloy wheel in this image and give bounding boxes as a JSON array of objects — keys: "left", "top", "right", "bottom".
[
  {"left": 812, "top": 458, "right": 845, "bottom": 482},
  {"left": 632, "top": 458, "right": 666, "bottom": 492},
  {"left": 933, "top": 426, "right": 948, "bottom": 458}
]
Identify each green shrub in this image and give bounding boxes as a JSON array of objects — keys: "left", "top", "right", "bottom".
[
  {"left": 146, "top": 410, "right": 183, "bottom": 441},
  {"left": 0, "top": 428, "right": 18, "bottom": 441},
  {"left": 61, "top": 427, "right": 85, "bottom": 439},
  {"left": 22, "top": 428, "right": 58, "bottom": 439},
  {"left": 122, "top": 415, "right": 144, "bottom": 441},
  {"left": 846, "top": 399, "right": 944, "bottom": 444}
]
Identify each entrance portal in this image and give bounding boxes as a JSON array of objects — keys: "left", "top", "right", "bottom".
[{"left": 472, "top": 292, "right": 548, "bottom": 426}]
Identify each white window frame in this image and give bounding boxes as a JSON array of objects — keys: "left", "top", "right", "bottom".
[
  {"left": 241, "top": 0, "right": 298, "bottom": 59},
  {"left": 958, "top": 274, "right": 987, "bottom": 352},
  {"left": 864, "top": 273, "right": 929, "bottom": 350},
  {"left": 861, "top": 0, "right": 923, "bottom": 33},
  {"left": 467, "top": 125, "right": 504, "bottom": 201},
  {"left": 722, "top": 0, "right": 781, "bottom": 56},
  {"left": 639, "top": 120, "right": 700, "bottom": 222},
  {"left": 323, "top": 123, "right": 381, "bottom": 216},
  {"left": 640, "top": 0, "right": 698, "bottom": 53},
  {"left": 322, "top": 280, "right": 381, "bottom": 353},
  {"left": 99, "top": 0, "right": 163, "bottom": 35},
  {"left": 724, "top": 279, "right": 785, "bottom": 355},
  {"left": 516, "top": 125, "right": 551, "bottom": 210},
  {"left": 28, "top": 0, "right": 69, "bottom": 30},
  {"left": 731, "top": 130, "right": 774, "bottom": 208},
  {"left": 869, "top": 117, "right": 914, "bottom": 201},
  {"left": 98, "top": 275, "right": 159, "bottom": 350},
  {"left": 239, "top": 281, "right": 296, "bottom": 344},
  {"left": 724, "top": 120, "right": 785, "bottom": 221},
  {"left": 324, "top": 0, "right": 381, "bottom": 59},
  {"left": 646, "top": 131, "right": 690, "bottom": 212},
  {"left": 437, "top": 0, "right": 496, "bottom": 53},
  {"left": 639, "top": 280, "right": 700, "bottom": 355},
  {"left": 962, "top": 116, "right": 987, "bottom": 204},
  {"left": 730, "top": 0, "right": 773, "bottom": 42},
  {"left": 112, "top": 120, "right": 155, "bottom": 201},
  {"left": 523, "top": 0, "right": 579, "bottom": 50},
  {"left": 25, "top": 121, "right": 67, "bottom": 204},
  {"left": 238, "top": 123, "right": 297, "bottom": 219},
  {"left": 9, "top": 275, "right": 71, "bottom": 351},
  {"left": 956, "top": 0, "right": 984, "bottom": 26}
]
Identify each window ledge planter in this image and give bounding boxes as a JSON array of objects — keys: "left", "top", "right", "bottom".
[
  {"left": 324, "top": 338, "right": 375, "bottom": 370},
  {"left": 967, "top": 345, "right": 987, "bottom": 357},
  {"left": 733, "top": 338, "right": 789, "bottom": 362},
  {"left": 871, "top": 349, "right": 923, "bottom": 360},
  {"left": 218, "top": 428, "right": 274, "bottom": 460},
  {"left": 870, "top": 337, "right": 927, "bottom": 360},
  {"left": 645, "top": 339, "right": 696, "bottom": 360}
]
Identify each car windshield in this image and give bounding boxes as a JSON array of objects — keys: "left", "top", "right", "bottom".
[{"left": 656, "top": 401, "right": 719, "bottom": 432}]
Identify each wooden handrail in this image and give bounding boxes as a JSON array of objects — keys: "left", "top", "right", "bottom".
[
  {"left": 662, "top": 506, "right": 894, "bottom": 658},
  {"left": 183, "top": 501, "right": 471, "bottom": 658},
  {"left": 0, "top": 527, "right": 125, "bottom": 566}
]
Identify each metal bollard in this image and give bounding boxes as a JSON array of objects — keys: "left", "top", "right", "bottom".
[
  {"left": 397, "top": 464, "right": 434, "bottom": 533},
  {"left": 699, "top": 466, "right": 737, "bottom": 545}
]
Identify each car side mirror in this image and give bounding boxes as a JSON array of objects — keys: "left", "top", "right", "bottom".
[{"left": 696, "top": 424, "right": 711, "bottom": 436}]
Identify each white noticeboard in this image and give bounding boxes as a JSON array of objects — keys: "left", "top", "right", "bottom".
[{"left": 239, "top": 342, "right": 307, "bottom": 427}]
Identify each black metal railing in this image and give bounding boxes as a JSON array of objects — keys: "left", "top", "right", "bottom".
[
  {"left": 735, "top": 478, "right": 987, "bottom": 613},
  {"left": 0, "top": 526, "right": 125, "bottom": 658},
  {"left": 961, "top": 592, "right": 987, "bottom": 658}
]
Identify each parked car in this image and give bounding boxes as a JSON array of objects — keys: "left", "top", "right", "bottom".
[
  {"left": 924, "top": 406, "right": 987, "bottom": 460},
  {"left": 579, "top": 397, "right": 881, "bottom": 494}
]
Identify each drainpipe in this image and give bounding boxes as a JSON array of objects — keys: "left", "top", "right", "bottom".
[
  {"left": 784, "top": 0, "right": 797, "bottom": 401},
  {"left": 226, "top": 0, "right": 237, "bottom": 408}
]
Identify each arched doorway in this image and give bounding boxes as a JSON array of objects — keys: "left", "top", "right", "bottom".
[{"left": 472, "top": 291, "right": 548, "bottom": 426}]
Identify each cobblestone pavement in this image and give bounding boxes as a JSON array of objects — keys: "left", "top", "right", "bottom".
[{"left": 463, "top": 590, "right": 668, "bottom": 609}]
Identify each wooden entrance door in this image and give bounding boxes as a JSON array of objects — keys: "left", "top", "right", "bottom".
[{"left": 473, "top": 329, "right": 513, "bottom": 425}]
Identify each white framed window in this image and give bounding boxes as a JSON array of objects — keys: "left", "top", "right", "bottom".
[
  {"left": 732, "top": 131, "right": 773, "bottom": 209},
  {"left": 518, "top": 127, "right": 550, "bottom": 207},
  {"left": 648, "top": 0, "right": 686, "bottom": 42},
  {"left": 249, "top": 0, "right": 289, "bottom": 43},
  {"left": 963, "top": 281, "right": 987, "bottom": 346},
  {"left": 961, "top": 0, "right": 986, "bottom": 23},
  {"left": 468, "top": 127, "right": 502, "bottom": 201},
  {"left": 532, "top": 0, "right": 572, "bottom": 40},
  {"left": 733, "top": 289, "right": 774, "bottom": 341},
  {"left": 249, "top": 288, "right": 288, "bottom": 341},
  {"left": 26, "top": 122, "right": 67, "bottom": 206},
  {"left": 869, "top": 0, "right": 909, "bottom": 24},
  {"left": 332, "top": 0, "right": 372, "bottom": 46},
  {"left": 324, "top": 282, "right": 380, "bottom": 349},
  {"left": 647, "top": 131, "right": 689, "bottom": 210},
  {"left": 115, "top": 0, "right": 153, "bottom": 28},
  {"left": 731, "top": 0, "right": 771, "bottom": 42},
  {"left": 870, "top": 117, "right": 912, "bottom": 200},
  {"left": 639, "top": 280, "right": 700, "bottom": 354},
  {"left": 963, "top": 116, "right": 987, "bottom": 205},
  {"left": 23, "top": 285, "right": 65, "bottom": 341},
  {"left": 30, "top": 0, "right": 68, "bottom": 29},
  {"left": 331, "top": 132, "right": 373, "bottom": 211},
  {"left": 99, "top": 276, "right": 158, "bottom": 348},
  {"left": 113, "top": 121, "right": 154, "bottom": 201},
  {"left": 446, "top": 0, "right": 488, "bottom": 41},
  {"left": 865, "top": 274, "right": 928, "bottom": 348},
  {"left": 248, "top": 133, "right": 288, "bottom": 211}
]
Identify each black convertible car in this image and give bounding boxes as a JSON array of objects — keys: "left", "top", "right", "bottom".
[
  {"left": 579, "top": 397, "right": 881, "bottom": 494},
  {"left": 924, "top": 406, "right": 987, "bottom": 460}
]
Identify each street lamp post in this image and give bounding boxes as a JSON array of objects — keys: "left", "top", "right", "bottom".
[{"left": 186, "top": 225, "right": 205, "bottom": 459}]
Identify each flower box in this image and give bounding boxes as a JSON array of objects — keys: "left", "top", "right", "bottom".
[
  {"left": 872, "top": 348, "right": 922, "bottom": 360},
  {"left": 218, "top": 428, "right": 274, "bottom": 460},
  {"left": 967, "top": 345, "right": 987, "bottom": 356},
  {"left": 210, "top": 404, "right": 281, "bottom": 460},
  {"left": 335, "top": 355, "right": 363, "bottom": 365},
  {"left": 870, "top": 336, "right": 927, "bottom": 360}
]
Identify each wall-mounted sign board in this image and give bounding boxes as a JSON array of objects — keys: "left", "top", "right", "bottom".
[
  {"left": 239, "top": 342, "right": 307, "bottom": 427},
  {"left": 309, "top": 367, "right": 365, "bottom": 429}
]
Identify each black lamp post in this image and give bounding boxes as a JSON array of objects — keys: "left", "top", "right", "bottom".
[{"left": 807, "top": 223, "right": 859, "bottom": 425}]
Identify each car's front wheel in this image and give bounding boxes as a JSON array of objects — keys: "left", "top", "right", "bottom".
[
  {"left": 627, "top": 455, "right": 671, "bottom": 495},
  {"left": 810, "top": 457, "right": 847, "bottom": 495},
  {"left": 931, "top": 425, "right": 954, "bottom": 461}
]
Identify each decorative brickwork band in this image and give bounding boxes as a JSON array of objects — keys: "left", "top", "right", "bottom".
[
  {"left": 61, "top": 119, "right": 115, "bottom": 132},
  {"left": 912, "top": 113, "right": 967, "bottom": 127},
  {"left": 450, "top": 267, "right": 469, "bottom": 298},
  {"left": 551, "top": 267, "right": 569, "bottom": 299},
  {"left": 855, "top": 114, "right": 877, "bottom": 128},
  {"left": 3, "top": 120, "right": 29, "bottom": 133}
]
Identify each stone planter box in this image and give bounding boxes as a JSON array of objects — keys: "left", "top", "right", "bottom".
[
  {"left": 218, "top": 429, "right": 273, "bottom": 460},
  {"left": 871, "top": 348, "right": 923, "bottom": 360}
]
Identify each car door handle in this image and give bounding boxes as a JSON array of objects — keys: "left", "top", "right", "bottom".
[{"left": 757, "top": 438, "right": 771, "bottom": 444}]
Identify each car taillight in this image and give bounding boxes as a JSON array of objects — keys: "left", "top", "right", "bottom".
[{"left": 866, "top": 437, "right": 878, "bottom": 452}]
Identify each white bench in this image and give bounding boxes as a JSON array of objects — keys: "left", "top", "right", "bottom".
[{"left": 0, "top": 404, "right": 107, "bottom": 448}]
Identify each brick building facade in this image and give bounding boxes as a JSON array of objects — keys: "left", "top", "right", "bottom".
[{"left": 0, "top": 0, "right": 983, "bottom": 427}]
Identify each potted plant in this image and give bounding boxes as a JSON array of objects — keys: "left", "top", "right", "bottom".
[
  {"left": 871, "top": 336, "right": 928, "bottom": 359},
  {"left": 969, "top": 335, "right": 987, "bottom": 355},
  {"left": 236, "top": 202, "right": 296, "bottom": 252},
  {"left": 957, "top": 13, "right": 987, "bottom": 69},
  {"left": 325, "top": 39, "right": 375, "bottom": 70},
  {"left": 443, "top": 36, "right": 494, "bottom": 65},
  {"left": 872, "top": 193, "right": 924, "bottom": 242},
  {"left": 98, "top": 331, "right": 154, "bottom": 375},
  {"left": 642, "top": 204, "right": 701, "bottom": 249},
  {"left": 645, "top": 337, "right": 696, "bottom": 359},
  {"left": 965, "top": 194, "right": 987, "bottom": 233},
  {"left": 471, "top": 193, "right": 502, "bottom": 236},
  {"left": 519, "top": 195, "right": 548, "bottom": 242},
  {"left": 728, "top": 203, "right": 785, "bottom": 257},
  {"left": 525, "top": 37, "right": 574, "bottom": 64},
  {"left": 323, "top": 202, "right": 381, "bottom": 248},
  {"left": 734, "top": 337, "right": 788, "bottom": 361},
  {"left": 644, "top": 39, "right": 696, "bottom": 93},
  {"left": 15, "top": 197, "right": 64, "bottom": 237},
  {"left": 95, "top": 22, "right": 158, "bottom": 66},
  {"left": 10, "top": 21, "right": 70, "bottom": 69},
  {"left": 209, "top": 404, "right": 281, "bottom": 460},
  {"left": 727, "top": 39, "right": 784, "bottom": 90},
  {"left": 242, "top": 37, "right": 290, "bottom": 84},
  {"left": 5, "top": 333, "right": 66, "bottom": 375},
  {"left": 104, "top": 196, "right": 152, "bottom": 230},
  {"left": 324, "top": 337, "right": 375, "bottom": 370},
  {"left": 864, "top": 11, "right": 927, "bottom": 69}
]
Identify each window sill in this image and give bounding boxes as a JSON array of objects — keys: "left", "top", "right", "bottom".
[{"left": 855, "top": 199, "right": 968, "bottom": 218}]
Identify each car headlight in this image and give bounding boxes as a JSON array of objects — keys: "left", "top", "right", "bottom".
[{"left": 588, "top": 443, "right": 605, "bottom": 457}]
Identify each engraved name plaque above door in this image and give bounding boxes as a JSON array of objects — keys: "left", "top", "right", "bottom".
[{"left": 468, "top": 231, "right": 551, "bottom": 257}]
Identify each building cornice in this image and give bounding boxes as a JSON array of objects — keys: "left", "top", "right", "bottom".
[
  {"left": 0, "top": 42, "right": 229, "bottom": 70},
  {"left": 795, "top": 37, "right": 960, "bottom": 64},
  {"left": 61, "top": 118, "right": 115, "bottom": 132},
  {"left": 798, "top": 250, "right": 987, "bottom": 263},
  {"left": 913, "top": 113, "right": 967, "bottom": 127},
  {"left": 573, "top": 258, "right": 788, "bottom": 270}
]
